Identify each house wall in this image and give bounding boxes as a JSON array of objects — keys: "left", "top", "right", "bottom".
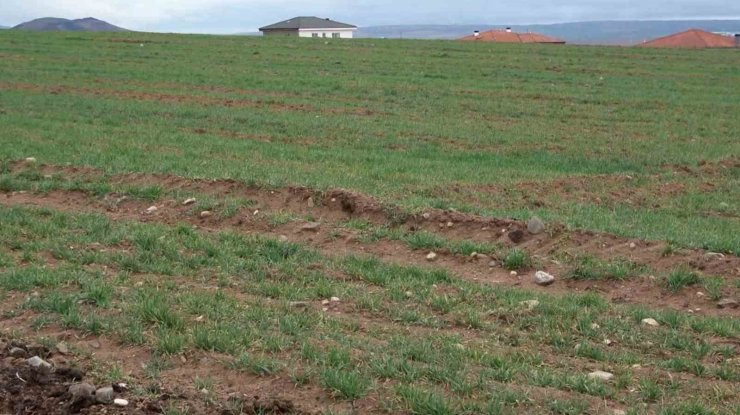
[
  {"left": 297, "top": 28, "right": 355, "bottom": 39},
  {"left": 262, "top": 29, "right": 299, "bottom": 37}
]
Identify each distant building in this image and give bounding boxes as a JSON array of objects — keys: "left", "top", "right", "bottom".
[
  {"left": 259, "top": 16, "right": 357, "bottom": 39},
  {"left": 460, "top": 28, "right": 565, "bottom": 44},
  {"left": 639, "top": 29, "right": 739, "bottom": 48}
]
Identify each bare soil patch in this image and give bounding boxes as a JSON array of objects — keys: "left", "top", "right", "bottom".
[{"left": 4, "top": 163, "right": 739, "bottom": 316}]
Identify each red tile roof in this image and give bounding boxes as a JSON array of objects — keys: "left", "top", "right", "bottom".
[
  {"left": 461, "top": 30, "right": 565, "bottom": 44},
  {"left": 639, "top": 29, "right": 736, "bottom": 48}
]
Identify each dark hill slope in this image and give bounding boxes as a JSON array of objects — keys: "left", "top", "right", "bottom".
[{"left": 13, "top": 17, "right": 128, "bottom": 32}]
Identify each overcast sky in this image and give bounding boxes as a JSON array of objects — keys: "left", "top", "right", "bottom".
[{"left": 2, "top": 0, "right": 739, "bottom": 33}]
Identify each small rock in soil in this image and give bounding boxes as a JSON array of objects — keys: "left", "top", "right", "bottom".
[
  {"left": 446, "top": 221, "right": 453, "bottom": 228},
  {"left": 307, "top": 197, "right": 315, "bottom": 208},
  {"left": 507, "top": 229, "right": 525, "bottom": 243},
  {"left": 95, "top": 386, "right": 115, "bottom": 403},
  {"left": 629, "top": 242, "right": 637, "bottom": 249},
  {"left": 641, "top": 318, "right": 660, "bottom": 327},
  {"left": 527, "top": 217, "right": 545, "bottom": 234},
  {"left": 510, "top": 271, "right": 518, "bottom": 277},
  {"left": 426, "top": 252, "right": 438, "bottom": 261},
  {"left": 199, "top": 210, "right": 212, "bottom": 218},
  {"left": 534, "top": 271, "right": 555, "bottom": 286},
  {"left": 613, "top": 410, "right": 626, "bottom": 415},
  {"left": 588, "top": 370, "right": 614, "bottom": 381},
  {"left": 300, "top": 222, "right": 321, "bottom": 232},
  {"left": 56, "top": 342, "right": 69, "bottom": 355},
  {"left": 182, "top": 198, "right": 197, "bottom": 205},
  {"left": 278, "top": 235, "right": 288, "bottom": 242},
  {"left": 422, "top": 212, "right": 431, "bottom": 219},
  {"left": 488, "top": 260, "right": 497, "bottom": 268},
  {"left": 330, "top": 297, "right": 340, "bottom": 303},
  {"left": 146, "top": 206, "right": 158, "bottom": 214},
  {"left": 519, "top": 300, "right": 539, "bottom": 310},
  {"left": 9, "top": 347, "right": 27, "bottom": 358},
  {"left": 114, "top": 398, "right": 129, "bottom": 407},
  {"left": 25, "top": 157, "right": 37, "bottom": 163},
  {"left": 704, "top": 252, "right": 725, "bottom": 260},
  {"left": 69, "top": 383, "right": 96, "bottom": 400},
  {"left": 289, "top": 301, "right": 310, "bottom": 308},
  {"left": 717, "top": 298, "right": 738, "bottom": 309},
  {"left": 27, "top": 356, "right": 52, "bottom": 373}
]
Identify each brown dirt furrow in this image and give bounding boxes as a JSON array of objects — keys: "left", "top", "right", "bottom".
[
  {"left": 0, "top": 82, "right": 375, "bottom": 117},
  {"left": 1, "top": 186, "right": 737, "bottom": 317}
]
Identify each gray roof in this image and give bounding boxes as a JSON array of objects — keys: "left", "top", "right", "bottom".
[{"left": 259, "top": 16, "right": 356, "bottom": 31}]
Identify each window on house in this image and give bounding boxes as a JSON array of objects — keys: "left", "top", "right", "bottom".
[
  {"left": 312, "top": 33, "right": 319, "bottom": 38},
  {"left": 322, "top": 33, "right": 327, "bottom": 38},
  {"left": 332, "top": 33, "right": 340, "bottom": 38}
]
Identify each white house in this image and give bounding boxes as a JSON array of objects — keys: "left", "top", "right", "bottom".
[{"left": 259, "top": 16, "right": 357, "bottom": 39}]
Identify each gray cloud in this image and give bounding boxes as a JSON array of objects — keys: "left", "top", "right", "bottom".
[{"left": 2, "top": 0, "right": 738, "bottom": 33}]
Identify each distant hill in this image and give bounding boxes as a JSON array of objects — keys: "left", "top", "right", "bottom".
[
  {"left": 357, "top": 20, "right": 740, "bottom": 45},
  {"left": 13, "top": 17, "right": 128, "bottom": 32}
]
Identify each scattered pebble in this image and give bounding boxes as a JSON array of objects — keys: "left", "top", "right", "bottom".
[
  {"left": 95, "top": 386, "right": 114, "bottom": 403},
  {"left": 330, "top": 297, "right": 340, "bottom": 303},
  {"left": 717, "top": 298, "right": 738, "bottom": 309},
  {"left": 114, "top": 398, "right": 129, "bottom": 407},
  {"left": 534, "top": 271, "right": 555, "bottom": 286},
  {"left": 705, "top": 252, "right": 725, "bottom": 260},
  {"left": 629, "top": 242, "right": 636, "bottom": 249},
  {"left": 145, "top": 206, "right": 157, "bottom": 214},
  {"left": 421, "top": 212, "right": 431, "bottom": 219},
  {"left": 641, "top": 318, "right": 660, "bottom": 327},
  {"left": 488, "top": 260, "right": 497, "bottom": 268},
  {"left": 278, "top": 235, "right": 288, "bottom": 242},
  {"left": 405, "top": 291, "right": 413, "bottom": 298},
  {"left": 56, "top": 342, "right": 69, "bottom": 355},
  {"left": 182, "top": 198, "right": 196, "bottom": 205},
  {"left": 27, "top": 356, "right": 52, "bottom": 373},
  {"left": 527, "top": 217, "right": 545, "bottom": 234},
  {"left": 613, "top": 410, "right": 626, "bottom": 415},
  {"left": 590, "top": 323, "right": 600, "bottom": 329},
  {"left": 24, "top": 157, "right": 37, "bottom": 163},
  {"left": 426, "top": 252, "right": 438, "bottom": 261},
  {"left": 9, "top": 347, "right": 27, "bottom": 358},
  {"left": 300, "top": 222, "right": 321, "bottom": 232},
  {"left": 321, "top": 299, "right": 330, "bottom": 306},
  {"left": 603, "top": 338, "right": 613, "bottom": 346},
  {"left": 696, "top": 291, "right": 705, "bottom": 297},
  {"left": 307, "top": 197, "right": 315, "bottom": 208},
  {"left": 199, "top": 211, "right": 212, "bottom": 218},
  {"left": 588, "top": 370, "right": 614, "bottom": 381},
  {"left": 510, "top": 271, "right": 518, "bottom": 277},
  {"left": 446, "top": 221, "right": 453, "bottom": 228},
  {"left": 69, "top": 383, "right": 96, "bottom": 400},
  {"left": 519, "top": 300, "right": 540, "bottom": 310}
]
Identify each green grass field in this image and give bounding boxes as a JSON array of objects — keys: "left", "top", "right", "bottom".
[
  {"left": 0, "top": 30, "right": 739, "bottom": 414},
  {"left": 0, "top": 31, "right": 738, "bottom": 253}
]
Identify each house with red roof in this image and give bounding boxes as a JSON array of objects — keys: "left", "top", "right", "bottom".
[
  {"left": 639, "top": 29, "right": 739, "bottom": 48},
  {"left": 461, "top": 28, "right": 565, "bottom": 44}
]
